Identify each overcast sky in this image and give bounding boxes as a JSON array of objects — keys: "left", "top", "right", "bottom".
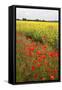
[{"left": 16, "top": 8, "right": 58, "bottom": 21}]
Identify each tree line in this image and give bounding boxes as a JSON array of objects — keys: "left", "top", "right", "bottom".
[{"left": 17, "top": 18, "right": 58, "bottom": 22}]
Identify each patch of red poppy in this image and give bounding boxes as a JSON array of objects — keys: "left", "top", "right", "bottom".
[
  {"left": 41, "top": 55, "right": 46, "bottom": 59},
  {"left": 55, "top": 52, "right": 59, "bottom": 57},
  {"left": 40, "top": 77, "right": 45, "bottom": 80},
  {"left": 53, "top": 69, "right": 58, "bottom": 73},
  {"left": 33, "top": 73, "right": 38, "bottom": 79},
  {"left": 31, "top": 66, "right": 35, "bottom": 71},
  {"left": 37, "top": 63, "right": 41, "bottom": 67},
  {"left": 29, "top": 51, "right": 34, "bottom": 56},
  {"left": 48, "top": 52, "right": 54, "bottom": 57},
  {"left": 30, "top": 47, "right": 34, "bottom": 51},
  {"left": 50, "top": 75, "right": 55, "bottom": 80},
  {"left": 33, "top": 60, "right": 37, "bottom": 64},
  {"left": 36, "top": 50, "right": 41, "bottom": 55},
  {"left": 37, "top": 58, "right": 42, "bottom": 62}
]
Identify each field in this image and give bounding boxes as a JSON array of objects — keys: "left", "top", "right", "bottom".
[{"left": 16, "top": 20, "right": 59, "bottom": 82}]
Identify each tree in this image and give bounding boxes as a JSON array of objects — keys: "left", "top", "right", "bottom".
[{"left": 22, "top": 18, "right": 27, "bottom": 21}]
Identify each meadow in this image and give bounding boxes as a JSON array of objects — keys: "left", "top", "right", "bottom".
[{"left": 16, "top": 20, "right": 59, "bottom": 82}]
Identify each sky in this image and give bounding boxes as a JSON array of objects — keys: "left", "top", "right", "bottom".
[{"left": 16, "top": 8, "right": 58, "bottom": 21}]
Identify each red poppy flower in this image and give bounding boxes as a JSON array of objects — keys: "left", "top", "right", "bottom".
[
  {"left": 33, "top": 60, "right": 37, "bottom": 64},
  {"left": 34, "top": 73, "right": 38, "bottom": 79},
  {"left": 37, "top": 58, "right": 42, "bottom": 62},
  {"left": 41, "top": 55, "right": 46, "bottom": 59},
  {"left": 53, "top": 69, "right": 58, "bottom": 73},
  {"left": 50, "top": 75, "right": 55, "bottom": 80},
  {"left": 40, "top": 77, "right": 45, "bottom": 80},
  {"left": 36, "top": 50, "right": 41, "bottom": 55},
  {"left": 30, "top": 47, "right": 34, "bottom": 51},
  {"left": 37, "top": 63, "right": 41, "bottom": 67},
  {"left": 55, "top": 52, "right": 59, "bottom": 57},
  {"left": 48, "top": 52, "right": 54, "bottom": 57},
  {"left": 31, "top": 66, "right": 35, "bottom": 71}
]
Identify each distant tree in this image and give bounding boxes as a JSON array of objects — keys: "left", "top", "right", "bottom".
[
  {"left": 35, "top": 19, "right": 40, "bottom": 21},
  {"left": 42, "top": 19, "right": 45, "bottom": 22},
  {"left": 22, "top": 18, "right": 27, "bottom": 21},
  {"left": 17, "top": 19, "right": 21, "bottom": 20}
]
